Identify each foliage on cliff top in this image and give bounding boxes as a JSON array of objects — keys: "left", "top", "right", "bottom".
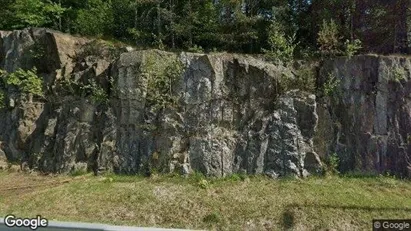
[{"left": 1, "top": 0, "right": 407, "bottom": 56}]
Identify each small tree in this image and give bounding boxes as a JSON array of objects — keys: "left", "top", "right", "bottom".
[
  {"left": 11, "top": 0, "right": 66, "bottom": 29},
  {"left": 263, "top": 22, "right": 297, "bottom": 65},
  {"left": 75, "top": 0, "right": 114, "bottom": 36},
  {"left": 317, "top": 19, "right": 341, "bottom": 56},
  {"left": 344, "top": 39, "right": 362, "bottom": 59}
]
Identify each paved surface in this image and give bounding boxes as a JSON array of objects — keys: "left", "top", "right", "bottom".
[{"left": 0, "top": 219, "right": 198, "bottom": 231}]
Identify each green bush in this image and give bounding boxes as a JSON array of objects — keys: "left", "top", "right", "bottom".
[
  {"left": 323, "top": 73, "right": 341, "bottom": 97},
  {"left": 225, "top": 173, "right": 248, "bottom": 182},
  {"left": 188, "top": 45, "right": 204, "bottom": 53},
  {"left": 293, "top": 67, "right": 316, "bottom": 93},
  {"left": 29, "top": 42, "right": 46, "bottom": 61},
  {"left": 318, "top": 19, "right": 341, "bottom": 57},
  {"left": 393, "top": 67, "right": 406, "bottom": 82},
  {"left": 59, "top": 78, "right": 109, "bottom": 105},
  {"left": 325, "top": 152, "right": 340, "bottom": 175},
  {"left": 81, "top": 79, "right": 108, "bottom": 104},
  {"left": 1, "top": 67, "right": 44, "bottom": 98},
  {"left": 11, "top": 0, "right": 66, "bottom": 29},
  {"left": 263, "top": 22, "right": 297, "bottom": 65},
  {"left": 203, "top": 212, "right": 221, "bottom": 223},
  {"left": 198, "top": 179, "right": 210, "bottom": 189},
  {"left": 344, "top": 39, "right": 362, "bottom": 58},
  {"left": 142, "top": 53, "right": 184, "bottom": 112},
  {"left": 75, "top": 0, "right": 113, "bottom": 36}
]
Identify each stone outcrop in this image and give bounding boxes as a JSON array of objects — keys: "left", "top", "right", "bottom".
[
  {"left": 318, "top": 55, "right": 411, "bottom": 178},
  {"left": 0, "top": 28, "right": 322, "bottom": 178},
  {"left": 2, "top": 28, "right": 410, "bottom": 178}
]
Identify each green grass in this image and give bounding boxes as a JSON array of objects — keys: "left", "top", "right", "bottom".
[{"left": 0, "top": 172, "right": 410, "bottom": 230}]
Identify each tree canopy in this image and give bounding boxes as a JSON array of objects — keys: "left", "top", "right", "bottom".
[{"left": 0, "top": 0, "right": 410, "bottom": 57}]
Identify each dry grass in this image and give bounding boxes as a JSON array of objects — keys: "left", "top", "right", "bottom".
[{"left": 0, "top": 171, "right": 410, "bottom": 230}]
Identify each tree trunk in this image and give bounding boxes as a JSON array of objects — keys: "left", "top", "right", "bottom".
[
  {"left": 394, "top": 0, "right": 408, "bottom": 53},
  {"left": 157, "top": 0, "right": 161, "bottom": 42},
  {"left": 188, "top": 0, "right": 193, "bottom": 47},
  {"left": 58, "top": 0, "right": 62, "bottom": 31},
  {"left": 134, "top": 3, "right": 138, "bottom": 29},
  {"left": 170, "top": 0, "right": 175, "bottom": 48}
]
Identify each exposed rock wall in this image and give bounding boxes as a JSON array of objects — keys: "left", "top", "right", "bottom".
[
  {"left": 318, "top": 55, "right": 411, "bottom": 177},
  {"left": 0, "top": 28, "right": 322, "bottom": 177},
  {"left": 3, "top": 28, "right": 410, "bottom": 178}
]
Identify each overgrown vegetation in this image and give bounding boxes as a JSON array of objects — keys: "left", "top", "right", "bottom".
[
  {"left": 81, "top": 79, "right": 109, "bottom": 104},
  {"left": 392, "top": 67, "right": 406, "bottom": 82},
  {"left": 76, "top": 40, "right": 124, "bottom": 62},
  {"left": 324, "top": 153, "right": 340, "bottom": 175},
  {"left": 0, "top": 70, "right": 6, "bottom": 109},
  {"left": 1, "top": 0, "right": 408, "bottom": 55},
  {"left": 0, "top": 90, "right": 5, "bottom": 109},
  {"left": 141, "top": 52, "right": 184, "bottom": 112},
  {"left": 323, "top": 73, "right": 341, "bottom": 97},
  {"left": 317, "top": 19, "right": 341, "bottom": 57},
  {"left": 344, "top": 39, "right": 362, "bottom": 59},
  {"left": 263, "top": 22, "right": 297, "bottom": 65},
  {"left": 317, "top": 19, "right": 363, "bottom": 59},
  {"left": 293, "top": 67, "right": 316, "bottom": 93},
  {"left": 29, "top": 42, "right": 46, "bottom": 59},
  {"left": 277, "top": 66, "right": 317, "bottom": 95},
  {"left": 59, "top": 78, "right": 109, "bottom": 104},
  {"left": 0, "top": 68, "right": 44, "bottom": 102}
]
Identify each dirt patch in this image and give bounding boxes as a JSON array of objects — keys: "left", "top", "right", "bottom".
[{"left": 0, "top": 172, "right": 81, "bottom": 197}]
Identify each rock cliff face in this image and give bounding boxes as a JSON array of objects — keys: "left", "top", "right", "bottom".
[
  {"left": 318, "top": 56, "right": 411, "bottom": 177},
  {"left": 0, "top": 28, "right": 321, "bottom": 177},
  {"left": 0, "top": 28, "right": 410, "bottom": 178}
]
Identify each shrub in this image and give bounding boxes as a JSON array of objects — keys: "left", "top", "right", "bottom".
[
  {"left": 325, "top": 152, "right": 340, "bottom": 175},
  {"left": 0, "top": 90, "right": 5, "bottom": 109},
  {"left": 318, "top": 19, "right": 341, "bottom": 57},
  {"left": 276, "top": 67, "right": 316, "bottom": 95},
  {"left": 1, "top": 67, "right": 44, "bottom": 98},
  {"left": 323, "top": 73, "right": 341, "bottom": 97},
  {"left": 74, "top": 0, "right": 113, "bottom": 36},
  {"left": 188, "top": 45, "right": 204, "bottom": 53},
  {"left": 59, "top": 78, "right": 109, "bottom": 105},
  {"left": 344, "top": 39, "right": 362, "bottom": 58},
  {"left": 198, "top": 179, "right": 210, "bottom": 189},
  {"left": 263, "top": 22, "right": 297, "bottom": 65},
  {"left": 152, "top": 33, "right": 166, "bottom": 50},
  {"left": 127, "top": 28, "right": 152, "bottom": 47},
  {"left": 142, "top": 53, "right": 184, "bottom": 112},
  {"left": 29, "top": 42, "right": 46, "bottom": 61},
  {"left": 203, "top": 212, "right": 221, "bottom": 223},
  {"left": 293, "top": 67, "right": 316, "bottom": 93},
  {"left": 82, "top": 79, "right": 108, "bottom": 104},
  {"left": 393, "top": 67, "right": 406, "bottom": 82}
]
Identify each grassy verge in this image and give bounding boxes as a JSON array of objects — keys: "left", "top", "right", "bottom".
[{"left": 0, "top": 171, "right": 410, "bottom": 230}]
